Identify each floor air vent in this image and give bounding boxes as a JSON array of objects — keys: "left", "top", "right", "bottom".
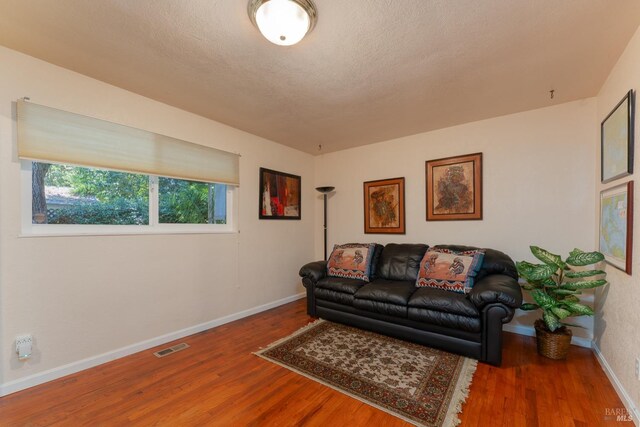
[{"left": 153, "top": 343, "right": 190, "bottom": 358}]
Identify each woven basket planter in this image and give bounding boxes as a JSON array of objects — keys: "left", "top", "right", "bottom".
[{"left": 534, "top": 319, "right": 572, "bottom": 360}]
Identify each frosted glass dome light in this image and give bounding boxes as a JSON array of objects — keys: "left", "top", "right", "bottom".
[{"left": 248, "top": 0, "right": 317, "bottom": 46}]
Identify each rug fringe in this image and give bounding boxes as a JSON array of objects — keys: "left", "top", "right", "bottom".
[
  {"left": 253, "top": 319, "right": 324, "bottom": 354},
  {"left": 442, "top": 357, "right": 478, "bottom": 427}
]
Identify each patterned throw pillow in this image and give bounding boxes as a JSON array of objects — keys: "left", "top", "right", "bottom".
[
  {"left": 416, "top": 248, "right": 485, "bottom": 294},
  {"left": 327, "top": 243, "right": 377, "bottom": 282}
]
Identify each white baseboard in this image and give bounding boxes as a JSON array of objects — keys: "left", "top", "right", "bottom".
[
  {"left": 503, "top": 324, "right": 593, "bottom": 348},
  {"left": 593, "top": 343, "right": 639, "bottom": 426},
  {"left": 0, "top": 292, "right": 306, "bottom": 397}
]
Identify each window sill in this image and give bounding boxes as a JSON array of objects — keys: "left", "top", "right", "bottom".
[{"left": 19, "top": 229, "right": 239, "bottom": 238}]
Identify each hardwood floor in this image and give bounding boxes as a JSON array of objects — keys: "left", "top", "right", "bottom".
[{"left": 0, "top": 299, "right": 627, "bottom": 426}]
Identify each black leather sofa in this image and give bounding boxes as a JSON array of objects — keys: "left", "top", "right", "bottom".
[{"left": 299, "top": 243, "right": 522, "bottom": 366}]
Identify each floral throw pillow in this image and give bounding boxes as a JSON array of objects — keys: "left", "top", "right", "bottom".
[
  {"left": 416, "top": 248, "right": 485, "bottom": 294},
  {"left": 327, "top": 243, "right": 377, "bottom": 282}
]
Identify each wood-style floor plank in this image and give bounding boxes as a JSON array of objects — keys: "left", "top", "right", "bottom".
[{"left": 0, "top": 299, "right": 626, "bottom": 426}]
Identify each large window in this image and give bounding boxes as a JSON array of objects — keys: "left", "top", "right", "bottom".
[
  {"left": 25, "top": 161, "right": 232, "bottom": 234},
  {"left": 159, "top": 177, "right": 227, "bottom": 225},
  {"left": 32, "top": 162, "right": 150, "bottom": 225},
  {"left": 18, "top": 101, "right": 239, "bottom": 235}
]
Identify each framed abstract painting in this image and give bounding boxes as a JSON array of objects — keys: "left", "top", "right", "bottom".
[
  {"left": 426, "top": 153, "right": 482, "bottom": 221},
  {"left": 363, "top": 177, "right": 405, "bottom": 234},
  {"left": 601, "top": 90, "right": 634, "bottom": 183},
  {"left": 599, "top": 181, "right": 634, "bottom": 274},
  {"left": 259, "top": 167, "right": 301, "bottom": 220}
]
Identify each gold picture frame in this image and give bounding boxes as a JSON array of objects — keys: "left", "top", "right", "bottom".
[
  {"left": 364, "top": 177, "right": 405, "bottom": 234},
  {"left": 426, "top": 153, "right": 482, "bottom": 221},
  {"left": 599, "top": 181, "right": 634, "bottom": 274}
]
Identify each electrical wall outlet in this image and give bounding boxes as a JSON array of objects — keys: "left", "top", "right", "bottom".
[
  {"left": 15, "top": 334, "right": 32, "bottom": 360},
  {"left": 636, "top": 357, "right": 640, "bottom": 381}
]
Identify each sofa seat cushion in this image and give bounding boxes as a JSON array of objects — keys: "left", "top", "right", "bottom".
[
  {"left": 354, "top": 279, "right": 416, "bottom": 305},
  {"left": 316, "top": 276, "right": 366, "bottom": 295},
  {"left": 408, "top": 287, "right": 479, "bottom": 317},
  {"left": 408, "top": 308, "right": 481, "bottom": 332},
  {"left": 314, "top": 288, "right": 355, "bottom": 306},
  {"left": 353, "top": 299, "right": 407, "bottom": 318}
]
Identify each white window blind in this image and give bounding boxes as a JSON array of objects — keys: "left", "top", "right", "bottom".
[{"left": 17, "top": 100, "right": 239, "bottom": 185}]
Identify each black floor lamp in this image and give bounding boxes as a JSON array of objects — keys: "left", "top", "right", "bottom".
[{"left": 315, "top": 186, "right": 335, "bottom": 260}]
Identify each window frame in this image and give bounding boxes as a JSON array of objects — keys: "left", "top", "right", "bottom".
[{"left": 20, "top": 161, "right": 237, "bottom": 237}]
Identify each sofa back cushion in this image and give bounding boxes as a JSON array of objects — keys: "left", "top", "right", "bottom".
[
  {"left": 327, "top": 243, "right": 377, "bottom": 282},
  {"left": 433, "top": 244, "right": 518, "bottom": 281},
  {"left": 368, "top": 243, "right": 385, "bottom": 281},
  {"left": 377, "top": 243, "right": 429, "bottom": 281}
]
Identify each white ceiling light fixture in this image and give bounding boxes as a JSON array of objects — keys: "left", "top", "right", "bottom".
[{"left": 248, "top": 0, "right": 317, "bottom": 46}]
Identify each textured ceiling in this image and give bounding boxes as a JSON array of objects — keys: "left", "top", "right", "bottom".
[{"left": 0, "top": 0, "right": 639, "bottom": 154}]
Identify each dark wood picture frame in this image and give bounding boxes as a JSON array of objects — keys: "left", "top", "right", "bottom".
[
  {"left": 601, "top": 90, "right": 634, "bottom": 183},
  {"left": 599, "top": 181, "right": 634, "bottom": 275},
  {"left": 363, "top": 177, "right": 405, "bottom": 234},
  {"left": 426, "top": 152, "right": 482, "bottom": 221},
  {"left": 259, "top": 167, "right": 301, "bottom": 220}
]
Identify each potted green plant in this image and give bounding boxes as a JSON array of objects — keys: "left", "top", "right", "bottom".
[{"left": 516, "top": 246, "right": 607, "bottom": 360}]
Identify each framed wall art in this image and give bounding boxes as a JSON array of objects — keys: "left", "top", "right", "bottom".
[
  {"left": 363, "top": 177, "right": 405, "bottom": 234},
  {"left": 601, "top": 90, "right": 634, "bottom": 183},
  {"left": 259, "top": 167, "right": 301, "bottom": 220},
  {"left": 599, "top": 181, "right": 633, "bottom": 274},
  {"left": 426, "top": 152, "right": 482, "bottom": 221}
]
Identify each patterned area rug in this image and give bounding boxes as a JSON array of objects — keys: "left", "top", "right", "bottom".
[{"left": 255, "top": 320, "right": 476, "bottom": 427}]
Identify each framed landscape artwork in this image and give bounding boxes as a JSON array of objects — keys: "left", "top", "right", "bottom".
[
  {"left": 364, "top": 177, "right": 405, "bottom": 234},
  {"left": 599, "top": 181, "right": 634, "bottom": 274},
  {"left": 426, "top": 153, "right": 482, "bottom": 221},
  {"left": 601, "top": 90, "right": 634, "bottom": 183},
  {"left": 259, "top": 167, "right": 301, "bottom": 220}
]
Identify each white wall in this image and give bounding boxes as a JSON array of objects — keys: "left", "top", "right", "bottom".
[
  {"left": 0, "top": 47, "right": 314, "bottom": 388},
  {"left": 3, "top": 31, "right": 636, "bottom": 408},
  {"left": 595, "top": 25, "right": 640, "bottom": 417},
  {"left": 314, "top": 99, "right": 598, "bottom": 339}
]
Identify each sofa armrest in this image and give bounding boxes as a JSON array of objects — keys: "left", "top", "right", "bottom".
[
  {"left": 299, "top": 261, "right": 328, "bottom": 285},
  {"left": 468, "top": 274, "right": 523, "bottom": 310}
]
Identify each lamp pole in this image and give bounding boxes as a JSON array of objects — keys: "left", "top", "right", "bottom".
[{"left": 315, "top": 186, "right": 335, "bottom": 260}]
